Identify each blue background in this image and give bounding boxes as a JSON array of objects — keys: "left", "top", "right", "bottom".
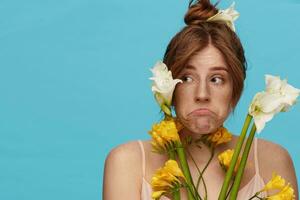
[{"left": 0, "top": 0, "right": 299, "bottom": 199}]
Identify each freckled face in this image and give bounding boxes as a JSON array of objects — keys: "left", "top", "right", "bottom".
[{"left": 173, "top": 45, "right": 233, "bottom": 136}]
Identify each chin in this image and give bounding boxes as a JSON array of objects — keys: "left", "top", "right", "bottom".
[
  {"left": 193, "top": 117, "right": 218, "bottom": 133},
  {"left": 179, "top": 115, "right": 222, "bottom": 136},
  {"left": 194, "top": 126, "right": 215, "bottom": 135},
  {"left": 182, "top": 123, "right": 215, "bottom": 136}
]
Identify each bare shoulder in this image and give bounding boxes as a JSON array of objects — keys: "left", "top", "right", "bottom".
[
  {"left": 256, "top": 138, "right": 292, "bottom": 165},
  {"left": 103, "top": 141, "right": 143, "bottom": 200},
  {"left": 256, "top": 138, "right": 299, "bottom": 197},
  {"left": 104, "top": 140, "right": 142, "bottom": 174},
  {"left": 106, "top": 140, "right": 141, "bottom": 158}
]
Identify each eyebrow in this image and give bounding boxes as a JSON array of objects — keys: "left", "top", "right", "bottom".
[{"left": 184, "top": 64, "right": 228, "bottom": 72}]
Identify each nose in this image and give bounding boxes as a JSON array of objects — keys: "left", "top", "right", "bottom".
[{"left": 194, "top": 80, "right": 210, "bottom": 103}]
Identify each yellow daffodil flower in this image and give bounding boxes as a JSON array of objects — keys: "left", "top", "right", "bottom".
[
  {"left": 206, "top": 127, "right": 232, "bottom": 146},
  {"left": 254, "top": 172, "right": 296, "bottom": 200},
  {"left": 261, "top": 172, "right": 286, "bottom": 192},
  {"left": 151, "top": 160, "right": 185, "bottom": 200},
  {"left": 152, "top": 191, "right": 166, "bottom": 199},
  {"left": 266, "top": 184, "right": 295, "bottom": 200},
  {"left": 218, "top": 149, "right": 240, "bottom": 173},
  {"left": 148, "top": 118, "right": 181, "bottom": 153}
]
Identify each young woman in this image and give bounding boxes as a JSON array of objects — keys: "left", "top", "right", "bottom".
[{"left": 103, "top": 1, "right": 299, "bottom": 199}]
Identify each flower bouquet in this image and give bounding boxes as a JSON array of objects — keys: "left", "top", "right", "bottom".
[{"left": 148, "top": 61, "right": 299, "bottom": 200}]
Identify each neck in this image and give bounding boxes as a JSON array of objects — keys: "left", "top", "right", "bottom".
[{"left": 179, "top": 128, "right": 216, "bottom": 162}]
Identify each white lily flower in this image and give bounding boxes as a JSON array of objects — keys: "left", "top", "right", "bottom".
[
  {"left": 149, "top": 61, "right": 182, "bottom": 111},
  {"left": 207, "top": 2, "right": 239, "bottom": 32},
  {"left": 249, "top": 92, "right": 284, "bottom": 133},
  {"left": 249, "top": 75, "right": 300, "bottom": 133},
  {"left": 265, "top": 74, "right": 300, "bottom": 111}
]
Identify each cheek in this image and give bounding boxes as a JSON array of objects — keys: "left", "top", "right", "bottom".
[
  {"left": 216, "top": 87, "right": 233, "bottom": 114},
  {"left": 173, "top": 86, "right": 192, "bottom": 116}
]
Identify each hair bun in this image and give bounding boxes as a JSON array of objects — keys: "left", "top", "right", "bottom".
[{"left": 184, "top": 0, "right": 219, "bottom": 26}]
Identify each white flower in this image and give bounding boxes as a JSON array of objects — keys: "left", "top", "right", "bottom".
[
  {"left": 249, "top": 75, "right": 300, "bottom": 133},
  {"left": 207, "top": 2, "right": 239, "bottom": 32},
  {"left": 265, "top": 74, "right": 300, "bottom": 111},
  {"left": 149, "top": 61, "right": 182, "bottom": 109},
  {"left": 249, "top": 92, "right": 283, "bottom": 133}
]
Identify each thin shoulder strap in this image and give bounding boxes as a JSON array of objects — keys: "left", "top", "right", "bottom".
[
  {"left": 137, "top": 140, "right": 146, "bottom": 177},
  {"left": 254, "top": 137, "right": 260, "bottom": 175}
]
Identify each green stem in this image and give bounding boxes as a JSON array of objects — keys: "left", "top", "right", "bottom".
[
  {"left": 173, "top": 190, "right": 181, "bottom": 200},
  {"left": 248, "top": 193, "right": 261, "bottom": 200},
  {"left": 202, "top": 179, "right": 207, "bottom": 200},
  {"left": 218, "top": 114, "right": 253, "bottom": 200},
  {"left": 161, "top": 103, "right": 172, "bottom": 117},
  {"left": 248, "top": 193, "right": 257, "bottom": 200},
  {"left": 185, "top": 183, "right": 199, "bottom": 200},
  {"left": 186, "top": 149, "right": 203, "bottom": 200},
  {"left": 176, "top": 144, "right": 196, "bottom": 200},
  {"left": 225, "top": 180, "right": 235, "bottom": 200},
  {"left": 168, "top": 149, "right": 181, "bottom": 200},
  {"left": 196, "top": 147, "right": 214, "bottom": 199},
  {"left": 229, "top": 124, "right": 256, "bottom": 200}
]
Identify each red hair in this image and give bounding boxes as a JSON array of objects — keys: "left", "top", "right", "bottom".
[{"left": 163, "top": 0, "right": 246, "bottom": 108}]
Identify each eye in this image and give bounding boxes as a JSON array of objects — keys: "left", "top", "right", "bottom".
[
  {"left": 211, "top": 76, "right": 224, "bottom": 85},
  {"left": 182, "top": 75, "right": 193, "bottom": 83}
]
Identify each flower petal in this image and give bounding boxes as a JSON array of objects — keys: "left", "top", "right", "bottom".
[
  {"left": 207, "top": 2, "right": 239, "bottom": 32},
  {"left": 149, "top": 61, "right": 182, "bottom": 109}
]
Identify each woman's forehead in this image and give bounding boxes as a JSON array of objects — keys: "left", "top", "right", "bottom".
[{"left": 187, "top": 45, "right": 227, "bottom": 69}]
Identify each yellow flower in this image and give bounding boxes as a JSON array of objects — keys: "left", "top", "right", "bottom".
[
  {"left": 261, "top": 172, "right": 286, "bottom": 192},
  {"left": 257, "top": 172, "right": 296, "bottom": 200},
  {"left": 151, "top": 160, "right": 185, "bottom": 200},
  {"left": 266, "top": 184, "right": 295, "bottom": 200},
  {"left": 164, "top": 160, "right": 185, "bottom": 178},
  {"left": 218, "top": 149, "right": 240, "bottom": 173},
  {"left": 207, "top": 127, "right": 232, "bottom": 146},
  {"left": 152, "top": 191, "right": 166, "bottom": 199},
  {"left": 148, "top": 118, "right": 181, "bottom": 153}
]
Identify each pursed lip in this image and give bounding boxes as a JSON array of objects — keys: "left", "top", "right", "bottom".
[{"left": 188, "top": 108, "right": 215, "bottom": 116}]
